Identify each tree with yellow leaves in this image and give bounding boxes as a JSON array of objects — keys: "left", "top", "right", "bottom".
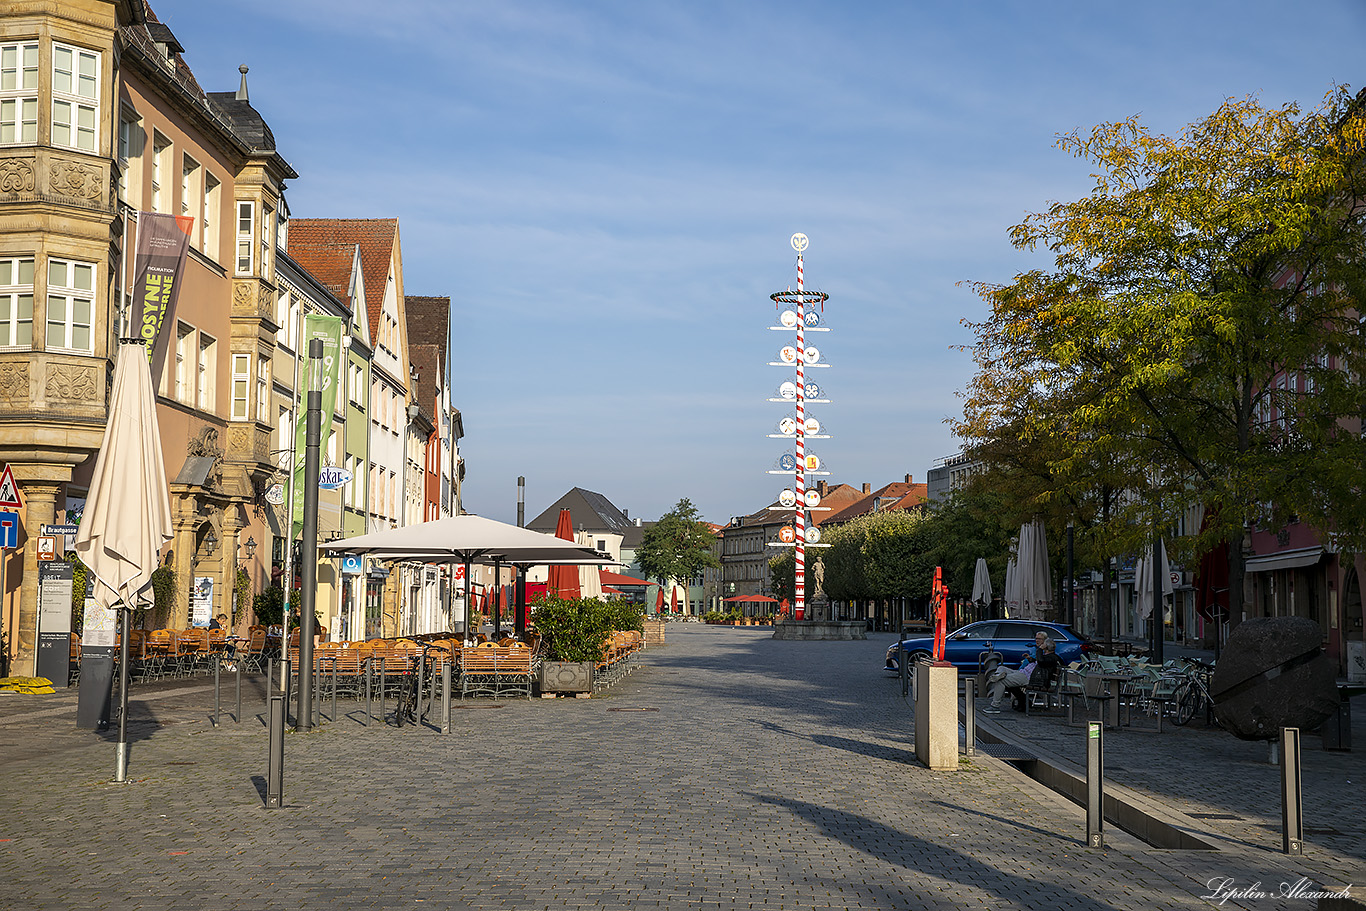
[{"left": 957, "top": 87, "right": 1366, "bottom": 619}]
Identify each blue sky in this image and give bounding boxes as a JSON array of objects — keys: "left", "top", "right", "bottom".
[{"left": 156, "top": 0, "right": 1365, "bottom": 525}]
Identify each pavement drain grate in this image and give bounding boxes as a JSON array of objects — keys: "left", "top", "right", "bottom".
[
  {"left": 1187, "top": 813, "right": 1243, "bottom": 820},
  {"left": 607, "top": 708, "right": 659, "bottom": 712},
  {"left": 977, "top": 742, "right": 1037, "bottom": 761}
]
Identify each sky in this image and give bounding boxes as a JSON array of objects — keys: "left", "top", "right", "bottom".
[{"left": 154, "top": 0, "right": 1366, "bottom": 526}]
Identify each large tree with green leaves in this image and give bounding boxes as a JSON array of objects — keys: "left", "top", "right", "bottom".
[
  {"left": 634, "top": 498, "right": 719, "bottom": 603},
  {"left": 957, "top": 87, "right": 1366, "bottom": 617}
]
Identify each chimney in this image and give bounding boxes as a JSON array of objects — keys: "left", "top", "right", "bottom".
[
  {"left": 817, "top": 480, "right": 828, "bottom": 496},
  {"left": 905, "top": 473, "right": 913, "bottom": 484},
  {"left": 236, "top": 65, "right": 249, "bottom": 102},
  {"left": 862, "top": 483, "right": 871, "bottom": 494}
]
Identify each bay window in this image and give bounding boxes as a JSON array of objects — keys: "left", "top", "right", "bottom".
[
  {"left": 45, "top": 258, "right": 94, "bottom": 352},
  {"left": 0, "top": 42, "right": 39, "bottom": 145},
  {"left": 52, "top": 43, "right": 99, "bottom": 152},
  {"left": 0, "top": 256, "right": 35, "bottom": 347}
]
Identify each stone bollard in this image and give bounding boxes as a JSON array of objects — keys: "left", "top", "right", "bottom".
[{"left": 915, "top": 661, "right": 958, "bottom": 771}]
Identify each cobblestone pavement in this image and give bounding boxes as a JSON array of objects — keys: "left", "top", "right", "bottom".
[{"left": 0, "top": 626, "right": 1360, "bottom": 911}]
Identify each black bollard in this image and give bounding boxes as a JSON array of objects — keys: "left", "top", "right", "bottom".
[
  {"left": 963, "top": 677, "right": 975, "bottom": 757},
  {"left": 441, "top": 662, "right": 452, "bottom": 735}
]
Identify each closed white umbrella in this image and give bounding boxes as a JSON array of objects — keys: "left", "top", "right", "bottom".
[
  {"left": 575, "top": 531, "right": 604, "bottom": 600},
  {"left": 1135, "top": 539, "right": 1173, "bottom": 620},
  {"left": 73, "top": 341, "right": 173, "bottom": 779},
  {"left": 1013, "top": 519, "right": 1053, "bottom": 620},
  {"left": 971, "top": 558, "right": 993, "bottom": 605}
]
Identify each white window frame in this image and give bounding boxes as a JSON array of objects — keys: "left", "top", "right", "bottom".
[
  {"left": 181, "top": 154, "right": 202, "bottom": 248},
  {"left": 175, "top": 321, "right": 194, "bottom": 404},
  {"left": 230, "top": 353, "right": 250, "bottom": 420},
  {"left": 151, "top": 131, "right": 170, "bottom": 213},
  {"left": 235, "top": 200, "right": 255, "bottom": 275},
  {"left": 0, "top": 255, "right": 35, "bottom": 348},
  {"left": 202, "top": 172, "right": 220, "bottom": 257},
  {"left": 259, "top": 204, "right": 274, "bottom": 280},
  {"left": 197, "top": 332, "right": 216, "bottom": 412},
  {"left": 45, "top": 258, "right": 95, "bottom": 353},
  {"left": 0, "top": 42, "right": 39, "bottom": 146},
  {"left": 116, "top": 107, "right": 143, "bottom": 203},
  {"left": 256, "top": 356, "right": 270, "bottom": 422},
  {"left": 51, "top": 43, "right": 100, "bottom": 153}
]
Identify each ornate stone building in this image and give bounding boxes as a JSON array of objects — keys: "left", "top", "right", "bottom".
[{"left": 0, "top": 0, "right": 294, "bottom": 672}]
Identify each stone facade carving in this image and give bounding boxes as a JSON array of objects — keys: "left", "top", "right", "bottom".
[
  {"left": 0, "top": 160, "right": 36, "bottom": 193},
  {"left": 48, "top": 160, "right": 104, "bottom": 201},
  {"left": 0, "top": 361, "right": 31, "bottom": 402},
  {"left": 44, "top": 363, "right": 99, "bottom": 401},
  {"left": 233, "top": 282, "right": 253, "bottom": 308}
]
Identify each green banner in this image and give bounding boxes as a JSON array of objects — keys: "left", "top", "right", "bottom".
[{"left": 290, "top": 315, "right": 345, "bottom": 539}]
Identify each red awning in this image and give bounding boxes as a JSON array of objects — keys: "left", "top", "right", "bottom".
[{"left": 600, "top": 570, "right": 652, "bottom": 587}]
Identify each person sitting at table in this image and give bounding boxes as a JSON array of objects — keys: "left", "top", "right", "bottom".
[{"left": 985, "top": 637, "right": 1060, "bottom": 713}]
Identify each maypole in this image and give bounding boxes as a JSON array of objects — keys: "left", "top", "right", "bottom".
[{"left": 769, "top": 234, "right": 830, "bottom": 620}]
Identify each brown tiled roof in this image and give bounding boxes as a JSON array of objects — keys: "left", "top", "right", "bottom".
[
  {"left": 822, "top": 477, "right": 925, "bottom": 525},
  {"left": 405, "top": 296, "right": 450, "bottom": 375},
  {"left": 408, "top": 344, "right": 441, "bottom": 423},
  {"left": 282, "top": 243, "right": 356, "bottom": 311},
  {"left": 286, "top": 219, "right": 399, "bottom": 349}
]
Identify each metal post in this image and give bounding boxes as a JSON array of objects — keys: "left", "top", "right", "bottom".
[
  {"left": 331, "top": 657, "right": 338, "bottom": 724},
  {"left": 964, "top": 677, "right": 976, "bottom": 756},
  {"left": 377, "top": 656, "right": 386, "bottom": 726},
  {"left": 235, "top": 660, "right": 242, "bottom": 724},
  {"left": 364, "top": 659, "right": 372, "bottom": 726},
  {"left": 1151, "top": 525, "right": 1164, "bottom": 665},
  {"left": 213, "top": 655, "right": 221, "bottom": 727},
  {"left": 441, "top": 662, "right": 452, "bottom": 735},
  {"left": 1066, "top": 523, "right": 1075, "bottom": 629},
  {"left": 1086, "top": 721, "right": 1104, "bottom": 847},
  {"left": 900, "top": 639, "right": 909, "bottom": 697},
  {"left": 114, "top": 606, "right": 131, "bottom": 783},
  {"left": 298, "top": 338, "right": 324, "bottom": 732},
  {"left": 1281, "top": 727, "right": 1303, "bottom": 855},
  {"left": 265, "top": 692, "right": 285, "bottom": 809}
]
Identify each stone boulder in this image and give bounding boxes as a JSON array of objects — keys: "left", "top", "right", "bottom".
[{"left": 1211, "top": 616, "right": 1339, "bottom": 741}]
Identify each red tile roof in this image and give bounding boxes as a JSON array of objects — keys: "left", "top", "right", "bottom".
[
  {"left": 287, "top": 219, "right": 399, "bottom": 349},
  {"left": 822, "top": 478, "right": 927, "bottom": 525}
]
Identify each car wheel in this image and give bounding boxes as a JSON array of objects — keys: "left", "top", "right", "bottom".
[{"left": 906, "top": 650, "right": 931, "bottom": 665}]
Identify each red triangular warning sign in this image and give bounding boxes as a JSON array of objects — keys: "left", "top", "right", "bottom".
[{"left": 0, "top": 465, "right": 22, "bottom": 509}]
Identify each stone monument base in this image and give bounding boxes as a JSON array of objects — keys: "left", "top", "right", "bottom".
[{"left": 771, "top": 620, "right": 866, "bottom": 640}]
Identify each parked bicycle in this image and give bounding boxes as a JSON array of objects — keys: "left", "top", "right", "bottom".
[
  {"left": 1169, "top": 658, "right": 1218, "bottom": 727},
  {"left": 394, "top": 641, "right": 451, "bottom": 728}
]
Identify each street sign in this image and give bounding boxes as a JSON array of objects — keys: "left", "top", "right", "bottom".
[
  {"left": 0, "top": 511, "right": 18, "bottom": 548},
  {"left": 36, "top": 535, "right": 57, "bottom": 561},
  {"left": 43, "top": 523, "right": 79, "bottom": 536},
  {"left": 0, "top": 465, "right": 21, "bottom": 509},
  {"left": 341, "top": 555, "right": 362, "bottom": 575}
]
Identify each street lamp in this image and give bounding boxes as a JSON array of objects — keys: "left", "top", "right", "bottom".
[
  {"left": 203, "top": 530, "right": 217, "bottom": 559},
  {"left": 243, "top": 536, "right": 257, "bottom": 558}
]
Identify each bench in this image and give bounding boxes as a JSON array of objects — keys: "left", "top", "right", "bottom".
[{"left": 458, "top": 646, "right": 533, "bottom": 698}]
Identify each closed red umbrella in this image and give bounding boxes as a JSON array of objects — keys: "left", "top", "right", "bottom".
[
  {"left": 671, "top": 587, "right": 680, "bottom": 614},
  {"left": 656, "top": 587, "right": 665, "bottom": 611},
  {"left": 548, "top": 509, "right": 580, "bottom": 599}
]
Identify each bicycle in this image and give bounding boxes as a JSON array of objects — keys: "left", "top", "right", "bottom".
[
  {"left": 394, "top": 641, "right": 451, "bottom": 728},
  {"left": 1170, "top": 658, "right": 1218, "bottom": 727}
]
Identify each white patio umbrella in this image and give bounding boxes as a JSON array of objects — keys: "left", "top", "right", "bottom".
[
  {"left": 1008, "top": 519, "right": 1053, "bottom": 620},
  {"left": 575, "top": 531, "right": 604, "bottom": 600},
  {"left": 73, "top": 341, "right": 173, "bottom": 780},
  {"left": 971, "top": 558, "right": 993, "bottom": 606},
  {"left": 1135, "top": 539, "right": 1173, "bottom": 621}
]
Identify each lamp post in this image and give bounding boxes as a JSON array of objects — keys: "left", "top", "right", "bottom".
[{"left": 298, "top": 338, "right": 323, "bottom": 732}]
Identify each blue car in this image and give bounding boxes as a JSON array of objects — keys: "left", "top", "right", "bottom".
[{"left": 884, "top": 620, "right": 1091, "bottom": 674}]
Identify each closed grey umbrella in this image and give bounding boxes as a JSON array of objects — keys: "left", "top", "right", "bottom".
[{"left": 971, "top": 558, "right": 993, "bottom": 606}]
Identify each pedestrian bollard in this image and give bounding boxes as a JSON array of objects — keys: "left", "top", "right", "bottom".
[
  {"left": 900, "top": 644, "right": 909, "bottom": 697},
  {"left": 377, "top": 656, "right": 386, "bottom": 726},
  {"left": 364, "top": 661, "right": 373, "bottom": 726},
  {"left": 330, "top": 657, "right": 338, "bottom": 725},
  {"left": 1087, "top": 721, "right": 1104, "bottom": 848},
  {"left": 441, "top": 663, "right": 452, "bottom": 735},
  {"left": 1281, "top": 727, "right": 1303, "bottom": 855},
  {"left": 213, "top": 656, "right": 222, "bottom": 727},
  {"left": 266, "top": 692, "right": 285, "bottom": 809},
  {"left": 963, "top": 677, "right": 975, "bottom": 756},
  {"left": 234, "top": 659, "right": 242, "bottom": 724}
]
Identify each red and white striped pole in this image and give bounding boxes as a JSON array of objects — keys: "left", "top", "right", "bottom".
[{"left": 793, "top": 235, "right": 807, "bottom": 620}]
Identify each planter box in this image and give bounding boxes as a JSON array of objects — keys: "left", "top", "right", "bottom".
[{"left": 539, "top": 661, "right": 594, "bottom": 693}]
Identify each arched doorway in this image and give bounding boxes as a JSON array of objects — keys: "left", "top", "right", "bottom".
[{"left": 1343, "top": 565, "right": 1363, "bottom": 681}]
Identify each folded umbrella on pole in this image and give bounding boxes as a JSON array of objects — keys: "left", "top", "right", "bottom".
[{"left": 971, "top": 558, "right": 992, "bottom": 606}]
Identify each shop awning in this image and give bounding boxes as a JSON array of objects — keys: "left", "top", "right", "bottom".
[{"left": 1244, "top": 546, "right": 1323, "bottom": 573}]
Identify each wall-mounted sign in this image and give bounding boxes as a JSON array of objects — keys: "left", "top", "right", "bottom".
[
  {"left": 36, "top": 535, "right": 57, "bottom": 561},
  {"left": 778, "top": 489, "right": 796, "bottom": 508},
  {"left": 342, "top": 554, "right": 363, "bottom": 575},
  {"left": 264, "top": 483, "right": 285, "bottom": 505},
  {"left": 191, "top": 576, "right": 213, "bottom": 628},
  {"left": 0, "top": 464, "right": 22, "bottom": 508},
  {"left": 318, "top": 467, "right": 353, "bottom": 490},
  {"left": 0, "top": 511, "right": 18, "bottom": 549}
]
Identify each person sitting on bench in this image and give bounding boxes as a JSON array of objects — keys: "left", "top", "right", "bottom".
[{"left": 985, "top": 637, "right": 1059, "bottom": 713}]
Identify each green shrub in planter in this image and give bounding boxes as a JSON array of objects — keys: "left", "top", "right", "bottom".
[{"left": 531, "top": 595, "right": 621, "bottom": 662}]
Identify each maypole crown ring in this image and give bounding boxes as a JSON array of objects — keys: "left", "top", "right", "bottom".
[{"left": 790, "top": 233, "right": 808, "bottom": 253}]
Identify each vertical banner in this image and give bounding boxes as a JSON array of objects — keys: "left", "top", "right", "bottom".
[
  {"left": 191, "top": 576, "right": 214, "bottom": 628},
  {"left": 132, "top": 212, "right": 194, "bottom": 378},
  {"left": 290, "top": 315, "right": 345, "bottom": 539}
]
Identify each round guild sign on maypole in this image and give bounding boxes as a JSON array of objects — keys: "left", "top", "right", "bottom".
[{"left": 767, "top": 234, "right": 831, "bottom": 621}]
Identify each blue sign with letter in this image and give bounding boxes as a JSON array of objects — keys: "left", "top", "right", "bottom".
[
  {"left": 0, "top": 511, "right": 19, "bottom": 548},
  {"left": 342, "top": 555, "right": 362, "bottom": 575}
]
